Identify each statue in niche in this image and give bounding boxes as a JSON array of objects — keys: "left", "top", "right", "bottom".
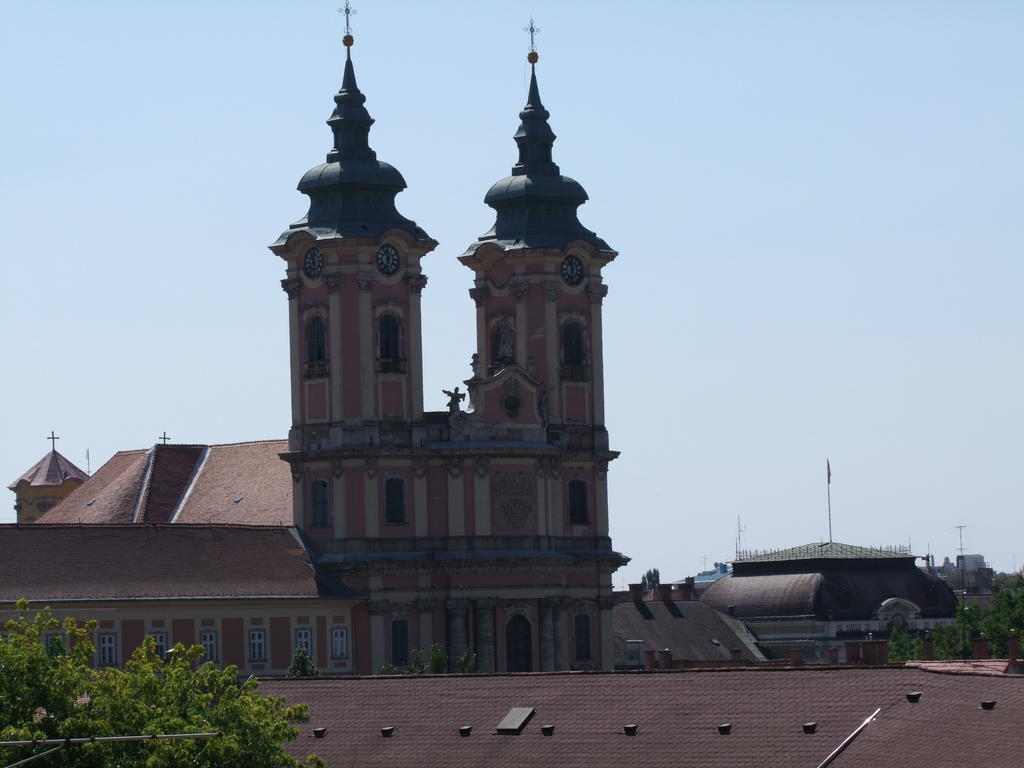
[
  {"left": 442, "top": 386, "right": 466, "bottom": 414},
  {"left": 497, "top": 317, "right": 515, "bottom": 361},
  {"left": 470, "top": 353, "right": 481, "bottom": 378},
  {"left": 526, "top": 355, "right": 537, "bottom": 379}
]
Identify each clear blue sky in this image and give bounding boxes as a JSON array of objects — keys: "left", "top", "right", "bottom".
[{"left": 2, "top": 1, "right": 1021, "bottom": 583}]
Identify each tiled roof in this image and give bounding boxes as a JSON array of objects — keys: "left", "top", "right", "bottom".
[
  {"left": 736, "top": 542, "right": 913, "bottom": 563},
  {"left": 263, "top": 665, "right": 1024, "bottom": 768},
  {"left": 0, "top": 524, "right": 325, "bottom": 601},
  {"left": 39, "top": 440, "right": 290, "bottom": 526},
  {"left": 8, "top": 450, "right": 89, "bottom": 490},
  {"left": 613, "top": 597, "right": 763, "bottom": 662}
]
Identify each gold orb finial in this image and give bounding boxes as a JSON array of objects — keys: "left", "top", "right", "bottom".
[
  {"left": 527, "top": 50, "right": 539, "bottom": 64},
  {"left": 343, "top": 34, "right": 354, "bottom": 47}
]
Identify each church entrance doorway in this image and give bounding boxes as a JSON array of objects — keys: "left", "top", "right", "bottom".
[{"left": 506, "top": 615, "right": 532, "bottom": 672}]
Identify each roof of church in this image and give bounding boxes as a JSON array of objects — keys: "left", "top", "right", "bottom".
[
  {"left": 465, "top": 60, "right": 612, "bottom": 255},
  {"left": 38, "top": 440, "right": 290, "bottom": 526},
  {"left": 277, "top": 42, "right": 431, "bottom": 244},
  {"left": 8, "top": 450, "right": 89, "bottom": 490},
  {"left": 0, "top": 524, "right": 332, "bottom": 601},
  {"left": 263, "top": 665, "right": 1024, "bottom": 768}
]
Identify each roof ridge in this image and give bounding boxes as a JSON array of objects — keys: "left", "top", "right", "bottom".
[{"left": 0, "top": 522, "right": 298, "bottom": 531}]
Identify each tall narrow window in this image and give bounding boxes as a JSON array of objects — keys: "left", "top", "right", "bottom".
[
  {"left": 295, "top": 627, "right": 312, "bottom": 655},
  {"left": 248, "top": 629, "right": 266, "bottom": 661},
  {"left": 562, "top": 322, "right": 584, "bottom": 366},
  {"left": 574, "top": 614, "right": 592, "bottom": 661},
  {"left": 331, "top": 627, "right": 349, "bottom": 659},
  {"left": 98, "top": 633, "right": 117, "bottom": 667},
  {"left": 307, "top": 318, "right": 326, "bottom": 362},
  {"left": 568, "top": 479, "right": 588, "bottom": 524},
  {"left": 391, "top": 620, "right": 409, "bottom": 666},
  {"left": 379, "top": 315, "right": 402, "bottom": 360},
  {"left": 384, "top": 478, "right": 405, "bottom": 524},
  {"left": 151, "top": 631, "right": 167, "bottom": 658},
  {"left": 311, "top": 480, "right": 330, "bottom": 527},
  {"left": 200, "top": 630, "right": 217, "bottom": 661}
]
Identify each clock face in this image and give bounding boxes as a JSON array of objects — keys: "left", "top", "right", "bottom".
[
  {"left": 303, "top": 247, "right": 324, "bottom": 278},
  {"left": 561, "top": 255, "right": 583, "bottom": 286},
  {"left": 376, "top": 244, "right": 400, "bottom": 275}
]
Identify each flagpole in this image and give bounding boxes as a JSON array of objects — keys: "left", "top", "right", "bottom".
[{"left": 826, "top": 458, "right": 833, "bottom": 544}]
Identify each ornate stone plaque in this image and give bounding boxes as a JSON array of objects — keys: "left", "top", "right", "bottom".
[{"left": 492, "top": 472, "right": 535, "bottom": 530}]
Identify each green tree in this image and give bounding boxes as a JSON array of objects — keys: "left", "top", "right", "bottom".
[
  {"left": 287, "top": 647, "right": 319, "bottom": 678},
  {"left": 980, "top": 581, "right": 1024, "bottom": 656},
  {"left": 406, "top": 647, "right": 426, "bottom": 675},
  {"left": 887, "top": 626, "right": 920, "bottom": 662},
  {"left": 457, "top": 647, "right": 477, "bottom": 674},
  {"left": 932, "top": 604, "right": 986, "bottom": 659},
  {"left": 641, "top": 568, "right": 660, "bottom": 593},
  {"left": 0, "top": 601, "right": 321, "bottom": 768},
  {"left": 428, "top": 644, "right": 448, "bottom": 674}
]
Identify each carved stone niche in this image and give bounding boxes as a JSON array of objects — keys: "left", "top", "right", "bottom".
[
  {"left": 445, "top": 457, "right": 464, "bottom": 478},
  {"left": 287, "top": 459, "right": 303, "bottom": 484},
  {"left": 491, "top": 472, "right": 536, "bottom": 532}
]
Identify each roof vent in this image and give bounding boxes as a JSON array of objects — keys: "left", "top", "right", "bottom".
[
  {"left": 623, "top": 724, "right": 639, "bottom": 736},
  {"left": 313, "top": 727, "right": 327, "bottom": 739},
  {"left": 717, "top": 723, "right": 732, "bottom": 735},
  {"left": 711, "top": 638, "right": 721, "bottom": 646},
  {"left": 803, "top": 722, "right": 817, "bottom": 734},
  {"left": 380, "top": 726, "right": 395, "bottom": 738},
  {"left": 459, "top": 726, "right": 472, "bottom": 738},
  {"left": 541, "top": 724, "right": 555, "bottom": 736},
  {"left": 86, "top": 499, "right": 96, "bottom": 507},
  {"left": 980, "top": 700, "right": 997, "bottom": 710},
  {"left": 496, "top": 707, "right": 535, "bottom": 735},
  {"left": 906, "top": 691, "right": 922, "bottom": 703},
  {"left": 234, "top": 496, "right": 244, "bottom": 503}
]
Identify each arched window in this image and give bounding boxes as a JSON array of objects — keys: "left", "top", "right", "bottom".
[
  {"left": 391, "top": 619, "right": 409, "bottom": 666},
  {"left": 574, "top": 614, "right": 591, "bottom": 661},
  {"left": 384, "top": 477, "right": 405, "bottom": 524},
  {"left": 311, "top": 480, "right": 330, "bottom": 527},
  {"left": 378, "top": 315, "right": 403, "bottom": 372},
  {"left": 562, "top": 322, "right": 584, "bottom": 365},
  {"left": 506, "top": 615, "right": 532, "bottom": 672},
  {"left": 568, "top": 479, "right": 588, "bottom": 524},
  {"left": 307, "top": 318, "right": 326, "bottom": 362}
]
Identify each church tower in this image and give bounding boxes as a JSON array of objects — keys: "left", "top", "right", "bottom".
[{"left": 270, "top": 29, "right": 437, "bottom": 538}]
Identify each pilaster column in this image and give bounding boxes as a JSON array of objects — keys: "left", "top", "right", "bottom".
[
  {"left": 446, "top": 459, "right": 465, "bottom": 536},
  {"left": 469, "top": 285, "right": 489, "bottom": 367},
  {"left": 325, "top": 273, "right": 344, "bottom": 422},
  {"left": 413, "top": 460, "right": 428, "bottom": 537},
  {"left": 511, "top": 278, "right": 529, "bottom": 366},
  {"left": 473, "top": 458, "right": 490, "bottom": 536},
  {"left": 282, "top": 278, "right": 302, "bottom": 425},
  {"left": 417, "top": 599, "right": 434, "bottom": 656},
  {"left": 540, "top": 599, "right": 556, "bottom": 671},
  {"left": 357, "top": 272, "right": 375, "bottom": 421},
  {"left": 595, "top": 460, "right": 609, "bottom": 537},
  {"left": 446, "top": 600, "right": 469, "bottom": 672},
  {"left": 587, "top": 282, "right": 609, "bottom": 425},
  {"left": 543, "top": 282, "right": 561, "bottom": 420},
  {"left": 407, "top": 273, "right": 428, "bottom": 420},
  {"left": 363, "top": 460, "right": 379, "bottom": 537},
  {"left": 599, "top": 595, "right": 615, "bottom": 670},
  {"left": 331, "top": 461, "right": 345, "bottom": 537}
]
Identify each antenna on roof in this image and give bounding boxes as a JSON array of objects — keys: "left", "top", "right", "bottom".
[
  {"left": 86, "top": 448, "right": 90, "bottom": 475},
  {"left": 825, "top": 458, "right": 833, "bottom": 544},
  {"left": 734, "top": 515, "right": 745, "bottom": 560}
]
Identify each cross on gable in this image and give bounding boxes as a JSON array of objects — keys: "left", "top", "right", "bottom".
[{"left": 47, "top": 430, "right": 59, "bottom": 451}]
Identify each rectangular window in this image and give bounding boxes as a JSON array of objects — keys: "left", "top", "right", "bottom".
[
  {"left": 311, "top": 480, "right": 330, "bottom": 527},
  {"left": 98, "top": 633, "right": 117, "bottom": 667},
  {"left": 151, "top": 631, "right": 168, "bottom": 658},
  {"left": 568, "top": 479, "right": 588, "bottom": 524},
  {"left": 200, "top": 630, "right": 217, "bottom": 661},
  {"left": 331, "top": 627, "right": 349, "bottom": 659},
  {"left": 248, "top": 629, "right": 266, "bottom": 661},
  {"left": 295, "top": 627, "right": 312, "bottom": 655},
  {"left": 391, "top": 620, "right": 409, "bottom": 666},
  {"left": 384, "top": 478, "right": 405, "bottom": 524},
  {"left": 574, "top": 614, "right": 591, "bottom": 661},
  {"left": 44, "top": 632, "right": 66, "bottom": 657}
]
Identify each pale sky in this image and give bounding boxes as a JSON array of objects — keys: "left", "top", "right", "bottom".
[{"left": 2, "top": 1, "right": 1021, "bottom": 584}]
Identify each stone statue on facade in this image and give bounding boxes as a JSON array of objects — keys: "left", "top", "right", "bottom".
[
  {"left": 442, "top": 386, "right": 466, "bottom": 414},
  {"left": 470, "top": 353, "right": 481, "bottom": 379},
  {"left": 497, "top": 317, "right": 515, "bottom": 361}
]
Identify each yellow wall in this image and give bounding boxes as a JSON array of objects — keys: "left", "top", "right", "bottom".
[{"left": 12, "top": 478, "right": 82, "bottom": 524}]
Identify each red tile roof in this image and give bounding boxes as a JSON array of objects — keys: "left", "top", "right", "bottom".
[
  {"left": 39, "top": 440, "right": 290, "bottom": 526},
  {"left": 263, "top": 665, "right": 1024, "bottom": 768},
  {"left": 0, "top": 524, "right": 322, "bottom": 601},
  {"left": 8, "top": 450, "right": 89, "bottom": 490}
]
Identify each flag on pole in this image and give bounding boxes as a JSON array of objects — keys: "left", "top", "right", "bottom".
[{"left": 826, "top": 458, "right": 831, "bottom": 485}]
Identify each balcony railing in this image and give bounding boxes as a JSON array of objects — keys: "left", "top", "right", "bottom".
[
  {"left": 378, "top": 358, "right": 406, "bottom": 374},
  {"left": 560, "top": 364, "right": 589, "bottom": 382},
  {"left": 304, "top": 359, "right": 329, "bottom": 378}
]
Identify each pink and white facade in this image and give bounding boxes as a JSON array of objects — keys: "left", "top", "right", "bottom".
[{"left": 270, "top": 42, "right": 627, "bottom": 673}]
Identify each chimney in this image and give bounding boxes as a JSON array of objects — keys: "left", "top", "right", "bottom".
[
  {"left": 789, "top": 649, "right": 802, "bottom": 666},
  {"left": 629, "top": 583, "right": 642, "bottom": 602},
  {"left": 1007, "top": 631, "right": 1019, "bottom": 661},
  {"left": 845, "top": 641, "right": 863, "bottom": 664},
  {"left": 826, "top": 647, "right": 839, "bottom": 665},
  {"left": 973, "top": 635, "right": 990, "bottom": 660},
  {"left": 658, "top": 648, "right": 673, "bottom": 669},
  {"left": 643, "top": 649, "right": 657, "bottom": 671},
  {"left": 659, "top": 584, "right": 674, "bottom": 603},
  {"left": 921, "top": 635, "right": 934, "bottom": 661},
  {"left": 683, "top": 576, "right": 696, "bottom": 600}
]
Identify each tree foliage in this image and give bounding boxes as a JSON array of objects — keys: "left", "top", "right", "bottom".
[
  {"left": 286, "top": 647, "right": 319, "bottom": 678},
  {"left": 641, "top": 568, "right": 660, "bottom": 593},
  {"left": 0, "top": 601, "right": 321, "bottom": 768}
]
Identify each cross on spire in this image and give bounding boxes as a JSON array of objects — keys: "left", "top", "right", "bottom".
[
  {"left": 524, "top": 17, "right": 540, "bottom": 53},
  {"left": 46, "top": 430, "right": 59, "bottom": 452},
  {"left": 339, "top": 1, "right": 357, "bottom": 39},
  {"left": 158, "top": 431, "right": 171, "bottom": 445}
]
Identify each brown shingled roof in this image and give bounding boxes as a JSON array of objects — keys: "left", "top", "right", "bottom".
[
  {"left": 8, "top": 450, "right": 89, "bottom": 490},
  {"left": 0, "top": 524, "right": 322, "bottom": 600},
  {"left": 39, "top": 440, "right": 290, "bottom": 526},
  {"left": 263, "top": 666, "right": 1024, "bottom": 768}
]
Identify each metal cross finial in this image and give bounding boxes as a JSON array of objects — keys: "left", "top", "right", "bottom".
[
  {"left": 47, "top": 430, "right": 59, "bottom": 451},
  {"left": 158, "top": 431, "right": 171, "bottom": 445},
  {"left": 338, "top": 1, "right": 357, "bottom": 36},
  {"left": 524, "top": 17, "right": 540, "bottom": 53}
]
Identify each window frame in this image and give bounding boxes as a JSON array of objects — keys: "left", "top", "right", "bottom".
[
  {"left": 295, "top": 626, "right": 312, "bottom": 656},
  {"left": 384, "top": 477, "right": 406, "bottom": 524},
  {"left": 331, "top": 626, "right": 349, "bottom": 659},
  {"left": 151, "top": 630, "right": 168, "bottom": 658},
  {"left": 311, "top": 479, "right": 331, "bottom": 527},
  {"left": 98, "top": 632, "right": 118, "bottom": 667},
  {"left": 199, "top": 629, "right": 218, "bottom": 662},
  {"left": 391, "top": 619, "right": 409, "bottom": 667},
  {"left": 574, "top": 614, "right": 592, "bottom": 661},
  {"left": 248, "top": 628, "right": 266, "bottom": 662},
  {"left": 568, "top": 478, "right": 589, "bottom": 524}
]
